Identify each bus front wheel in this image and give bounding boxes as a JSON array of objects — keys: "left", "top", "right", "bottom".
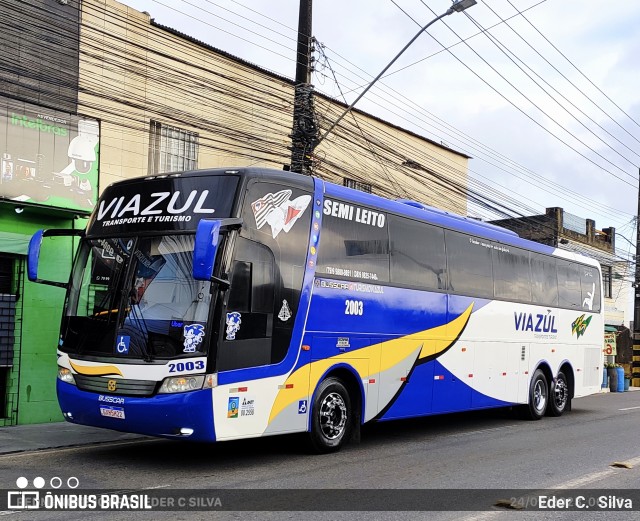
[
  {"left": 546, "top": 371, "right": 569, "bottom": 417},
  {"left": 520, "top": 369, "right": 548, "bottom": 420},
  {"left": 308, "top": 378, "right": 352, "bottom": 453}
]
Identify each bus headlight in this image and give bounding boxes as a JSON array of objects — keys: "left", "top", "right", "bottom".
[
  {"left": 58, "top": 367, "right": 76, "bottom": 385},
  {"left": 158, "top": 375, "right": 205, "bottom": 394}
]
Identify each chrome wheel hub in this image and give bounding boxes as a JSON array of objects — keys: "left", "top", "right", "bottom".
[
  {"left": 533, "top": 379, "right": 547, "bottom": 412},
  {"left": 319, "top": 392, "right": 347, "bottom": 440}
]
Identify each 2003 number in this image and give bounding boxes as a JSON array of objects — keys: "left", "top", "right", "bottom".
[
  {"left": 345, "top": 300, "right": 364, "bottom": 316},
  {"left": 168, "top": 360, "right": 205, "bottom": 373}
]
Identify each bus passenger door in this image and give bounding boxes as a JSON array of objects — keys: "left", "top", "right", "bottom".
[{"left": 217, "top": 237, "right": 275, "bottom": 371}]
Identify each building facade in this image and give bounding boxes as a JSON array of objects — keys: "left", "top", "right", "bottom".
[
  {"left": 0, "top": 0, "right": 470, "bottom": 424},
  {"left": 0, "top": 0, "right": 96, "bottom": 425}
]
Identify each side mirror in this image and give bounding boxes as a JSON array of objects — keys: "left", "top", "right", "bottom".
[
  {"left": 193, "top": 220, "right": 222, "bottom": 281},
  {"left": 27, "top": 230, "right": 45, "bottom": 282},
  {"left": 28, "top": 228, "right": 84, "bottom": 288}
]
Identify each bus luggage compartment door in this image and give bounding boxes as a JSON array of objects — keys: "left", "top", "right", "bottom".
[{"left": 309, "top": 336, "right": 378, "bottom": 423}]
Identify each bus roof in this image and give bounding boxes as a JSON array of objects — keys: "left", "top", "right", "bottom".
[
  {"left": 320, "top": 175, "right": 600, "bottom": 268},
  {"left": 97, "top": 167, "right": 600, "bottom": 268}
]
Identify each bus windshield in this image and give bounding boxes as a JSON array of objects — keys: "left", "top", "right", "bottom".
[{"left": 61, "top": 235, "right": 211, "bottom": 360}]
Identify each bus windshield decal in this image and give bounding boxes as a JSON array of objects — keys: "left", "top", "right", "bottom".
[
  {"left": 87, "top": 175, "right": 239, "bottom": 234},
  {"left": 183, "top": 324, "right": 205, "bottom": 353},
  {"left": 251, "top": 190, "right": 311, "bottom": 238}
]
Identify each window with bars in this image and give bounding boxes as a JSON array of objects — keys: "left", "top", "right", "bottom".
[
  {"left": 602, "top": 265, "right": 612, "bottom": 299},
  {"left": 0, "top": 257, "right": 12, "bottom": 294},
  {"left": 148, "top": 121, "right": 199, "bottom": 175},
  {"left": 343, "top": 177, "right": 372, "bottom": 193}
]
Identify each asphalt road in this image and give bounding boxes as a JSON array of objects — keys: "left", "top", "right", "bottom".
[{"left": 0, "top": 390, "right": 639, "bottom": 520}]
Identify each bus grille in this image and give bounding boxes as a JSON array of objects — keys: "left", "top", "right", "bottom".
[{"left": 74, "top": 375, "right": 157, "bottom": 396}]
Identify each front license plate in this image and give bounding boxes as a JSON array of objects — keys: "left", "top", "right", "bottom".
[{"left": 100, "top": 406, "right": 125, "bottom": 419}]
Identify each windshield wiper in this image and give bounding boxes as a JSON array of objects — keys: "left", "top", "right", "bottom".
[{"left": 118, "top": 288, "right": 153, "bottom": 363}]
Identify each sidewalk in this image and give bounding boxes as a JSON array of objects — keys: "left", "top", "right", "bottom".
[{"left": 0, "top": 422, "right": 146, "bottom": 455}]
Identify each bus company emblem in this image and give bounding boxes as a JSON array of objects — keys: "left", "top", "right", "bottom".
[
  {"left": 514, "top": 311, "right": 557, "bottom": 333},
  {"left": 571, "top": 314, "right": 592, "bottom": 338},
  {"left": 107, "top": 380, "right": 117, "bottom": 392},
  {"left": 226, "top": 312, "right": 242, "bottom": 340},
  {"left": 251, "top": 190, "right": 311, "bottom": 238},
  {"left": 183, "top": 324, "right": 205, "bottom": 353},
  {"left": 96, "top": 190, "right": 215, "bottom": 221}
]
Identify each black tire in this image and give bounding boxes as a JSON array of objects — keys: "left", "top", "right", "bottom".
[
  {"left": 308, "top": 378, "right": 352, "bottom": 454},
  {"left": 547, "top": 371, "right": 570, "bottom": 417},
  {"left": 520, "top": 369, "right": 548, "bottom": 420}
]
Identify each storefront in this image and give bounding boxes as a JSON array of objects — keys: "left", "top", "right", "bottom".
[{"left": 0, "top": 97, "right": 99, "bottom": 425}]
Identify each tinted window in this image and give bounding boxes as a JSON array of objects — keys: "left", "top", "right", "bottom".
[
  {"left": 389, "top": 215, "right": 446, "bottom": 290},
  {"left": 557, "top": 260, "right": 582, "bottom": 309},
  {"left": 493, "top": 245, "right": 531, "bottom": 301},
  {"left": 227, "top": 238, "right": 274, "bottom": 319},
  {"left": 218, "top": 181, "right": 312, "bottom": 370},
  {"left": 244, "top": 182, "right": 312, "bottom": 362},
  {"left": 580, "top": 265, "right": 601, "bottom": 312},
  {"left": 318, "top": 199, "right": 389, "bottom": 282},
  {"left": 530, "top": 253, "right": 558, "bottom": 307},
  {"left": 445, "top": 231, "right": 493, "bottom": 298}
]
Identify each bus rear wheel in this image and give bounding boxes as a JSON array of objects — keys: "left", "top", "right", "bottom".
[
  {"left": 308, "top": 378, "right": 352, "bottom": 454},
  {"left": 547, "top": 371, "right": 569, "bottom": 417},
  {"left": 520, "top": 369, "right": 548, "bottom": 420}
]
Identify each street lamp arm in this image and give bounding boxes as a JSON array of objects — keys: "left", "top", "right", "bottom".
[{"left": 316, "top": 1, "right": 473, "bottom": 147}]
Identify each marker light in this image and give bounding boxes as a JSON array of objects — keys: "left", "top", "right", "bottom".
[
  {"left": 57, "top": 367, "right": 76, "bottom": 385},
  {"left": 158, "top": 375, "right": 205, "bottom": 394},
  {"left": 203, "top": 373, "right": 217, "bottom": 389}
]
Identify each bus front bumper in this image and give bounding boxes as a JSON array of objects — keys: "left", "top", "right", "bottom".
[{"left": 57, "top": 380, "right": 216, "bottom": 442}]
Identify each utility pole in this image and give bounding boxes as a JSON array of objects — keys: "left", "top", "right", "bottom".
[
  {"left": 289, "top": 0, "right": 318, "bottom": 175},
  {"left": 633, "top": 167, "right": 640, "bottom": 387}
]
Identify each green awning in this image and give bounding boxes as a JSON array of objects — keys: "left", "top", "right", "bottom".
[
  {"left": 0, "top": 231, "right": 30, "bottom": 255},
  {"left": 604, "top": 325, "right": 618, "bottom": 332}
]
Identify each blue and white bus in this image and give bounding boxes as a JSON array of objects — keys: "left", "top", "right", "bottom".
[{"left": 28, "top": 167, "right": 604, "bottom": 452}]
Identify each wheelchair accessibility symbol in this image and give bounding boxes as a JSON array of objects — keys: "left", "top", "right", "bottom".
[
  {"left": 115, "top": 335, "right": 130, "bottom": 354},
  {"left": 298, "top": 400, "right": 307, "bottom": 414}
]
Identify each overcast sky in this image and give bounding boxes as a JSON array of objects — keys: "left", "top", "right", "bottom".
[{"left": 122, "top": 0, "right": 640, "bottom": 254}]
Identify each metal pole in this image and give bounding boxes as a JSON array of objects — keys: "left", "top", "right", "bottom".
[{"left": 633, "top": 167, "right": 640, "bottom": 387}]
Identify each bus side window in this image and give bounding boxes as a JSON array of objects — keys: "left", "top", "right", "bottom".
[
  {"left": 580, "top": 265, "right": 601, "bottom": 312},
  {"left": 557, "top": 260, "right": 582, "bottom": 310},
  {"left": 493, "top": 245, "right": 531, "bottom": 302},
  {"left": 389, "top": 215, "right": 447, "bottom": 291},
  {"left": 530, "top": 253, "right": 558, "bottom": 307},
  {"left": 445, "top": 230, "right": 493, "bottom": 298},
  {"left": 227, "top": 261, "right": 251, "bottom": 312}
]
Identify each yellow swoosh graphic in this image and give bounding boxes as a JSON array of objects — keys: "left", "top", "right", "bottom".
[
  {"left": 69, "top": 360, "right": 123, "bottom": 377},
  {"left": 268, "top": 303, "right": 474, "bottom": 423}
]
